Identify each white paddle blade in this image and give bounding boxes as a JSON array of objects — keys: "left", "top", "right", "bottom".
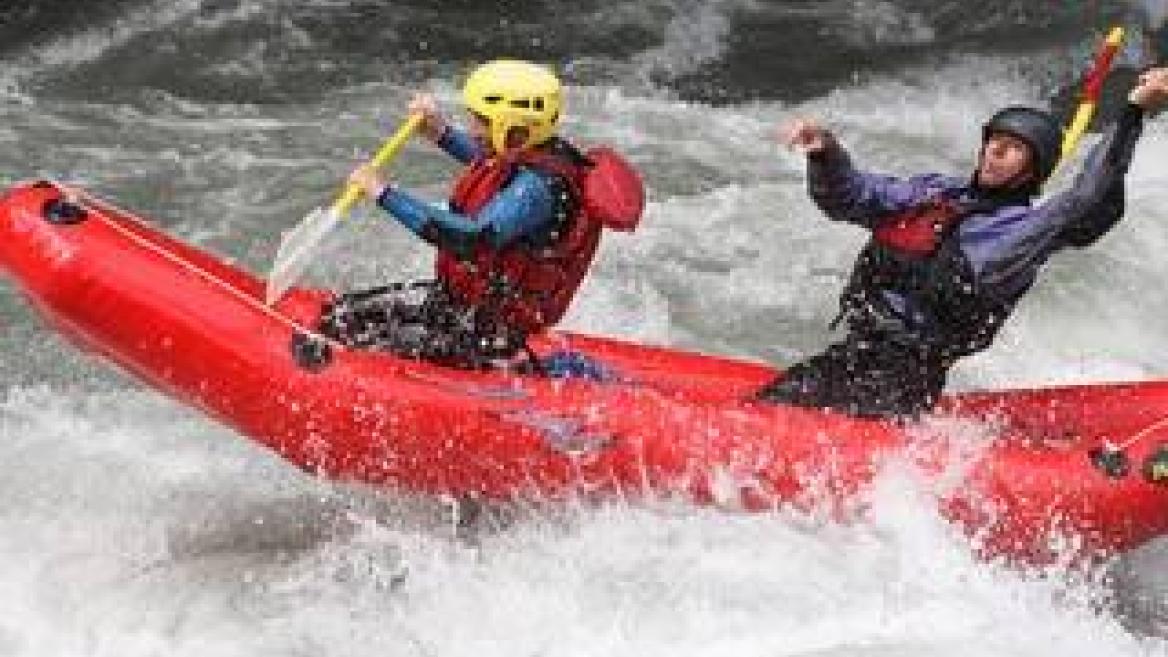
[{"left": 265, "top": 205, "right": 343, "bottom": 305}]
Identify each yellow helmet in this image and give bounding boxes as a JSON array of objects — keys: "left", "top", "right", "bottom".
[{"left": 462, "top": 59, "right": 562, "bottom": 153}]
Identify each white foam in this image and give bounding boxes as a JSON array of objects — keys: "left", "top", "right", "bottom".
[
  {"left": 1, "top": 0, "right": 203, "bottom": 83},
  {"left": 1140, "top": 0, "right": 1168, "bottom": 29},
  {"left": 4, "top": 26, "right": 1168, "bottom": 655},
  {"left": 630, "top": 0, "right": 740, "bottom": 83}
]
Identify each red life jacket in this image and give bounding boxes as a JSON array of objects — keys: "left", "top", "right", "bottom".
[
  {"left": 871, "top": 198, "right": 964, "bottom": 257},
  {"left": 436, "top": 141, "right": 644, "bottom": 334}
]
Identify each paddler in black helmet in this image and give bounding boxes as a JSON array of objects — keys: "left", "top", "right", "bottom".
[{"left": 756, "top": 67, "right": 1168, "bottom": 419}]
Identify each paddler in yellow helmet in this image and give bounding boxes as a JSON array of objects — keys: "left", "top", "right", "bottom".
[{"left": 328, "top": 59, "right": 644, "bottom": 370}]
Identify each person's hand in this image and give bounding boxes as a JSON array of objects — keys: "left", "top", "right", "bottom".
[
  {"left": 1128, "top": 67, "right": 1168, "bottom": 114},
  {"left": 348, "top": 164, "right": 388, "bottom": 200},
  {"left": 779, "top": 118, "right": 834, "bottom": 154},
  {"left": 409, "top": 92, "right": 447, "bottom": 141}
]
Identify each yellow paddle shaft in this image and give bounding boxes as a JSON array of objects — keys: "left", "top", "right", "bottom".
[
  {"left": 1060, "top": 27, "right": 1126, "bottom": 162},
  {"left": 331, "top": 113, "right": 424, "bottom": 216}
]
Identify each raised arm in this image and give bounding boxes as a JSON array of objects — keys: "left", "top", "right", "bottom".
[
  {"left": 782, "top": 118, "right": 953, "bottom": 228},
  {"left": 1047, "top": 102, "right": 1143, "bottom": 248},
  {"left": 959, "top": 66, "right": 1168, "bottom": 300}
]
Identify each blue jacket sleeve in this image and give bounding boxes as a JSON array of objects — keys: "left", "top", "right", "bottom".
[
  {"left": 375, "top": 168, "right": 557, "bottom": 257},
  {"left": 959, "top": 104, "right": 1145, "bottom": 301},
  {"left": 807, "top": 142, "right": 955, "bottom": 228},
  {"left": 435, "top": 125, "right": 484, "bottom": 165}
]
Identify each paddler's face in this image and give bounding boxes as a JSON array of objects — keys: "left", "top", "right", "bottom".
[
  {"left": 977, "top": 132, "right": 1035, "bottom": 189},
  {"left": 465, "top": 111, "right": 530, "bottom": 154}
]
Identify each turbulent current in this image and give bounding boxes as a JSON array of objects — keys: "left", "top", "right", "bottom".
[{"left": 2, "top": 1, "right": 1168, "bottom": 654}]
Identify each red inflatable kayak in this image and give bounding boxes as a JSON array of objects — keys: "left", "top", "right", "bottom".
[{"left": 3, "top": 180, "right": 1168, "bottom": 565}]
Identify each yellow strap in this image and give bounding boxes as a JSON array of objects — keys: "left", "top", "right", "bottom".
[{"left": 331, "top": 113, "right": 425, "bottom": 216}]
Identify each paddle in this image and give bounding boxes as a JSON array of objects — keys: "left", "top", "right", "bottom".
[
  {"left": 1058, "top": 26, "right": 1126, "bottom": 166},
  {"left": 265, "top": 113, "right": 425, "bottom": 305}
]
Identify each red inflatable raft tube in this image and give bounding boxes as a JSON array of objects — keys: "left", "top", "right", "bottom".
[{"left": 3, "top": 180, "right": 1168, "bottom": 566}]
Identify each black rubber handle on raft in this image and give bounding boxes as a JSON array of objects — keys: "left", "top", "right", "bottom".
[
  {"left": 291, "top": 332, "right": 332, "bottom": 371},
  {"left": 1089, "top": 446, "right": 1131, "bottom": 479},
  {"left": 41, "top": 197, "right": 87, "bottom": 225}
]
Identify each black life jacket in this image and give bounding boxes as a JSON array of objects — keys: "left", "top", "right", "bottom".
[{"left": 838, "top": 190, "right": 1030, "bottom": 361}]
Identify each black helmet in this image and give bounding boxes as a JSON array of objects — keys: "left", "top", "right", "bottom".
[{"left": 981, "top": 106, "right": 1063, "bottom": 184}]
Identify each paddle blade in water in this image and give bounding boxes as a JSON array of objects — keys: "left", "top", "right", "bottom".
[{"left": 265, "top": 205, "right": 343, "bottom": 305}]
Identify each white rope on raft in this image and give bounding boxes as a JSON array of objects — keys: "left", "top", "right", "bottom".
[{"left": 58, "top": 181, "right": 344, "bottom": 350}]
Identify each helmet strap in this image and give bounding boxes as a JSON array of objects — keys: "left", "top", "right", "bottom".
[
  {"left": 971, "top": 168, "right": 1038, "bottom": 202},
  {"left": 506, "top": 126, "right": 531, "bottom": 150}
]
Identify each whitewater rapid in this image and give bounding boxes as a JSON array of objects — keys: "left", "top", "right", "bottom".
[{"left": 3, "top": 0, "right": 1168, "bottom": 654}]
